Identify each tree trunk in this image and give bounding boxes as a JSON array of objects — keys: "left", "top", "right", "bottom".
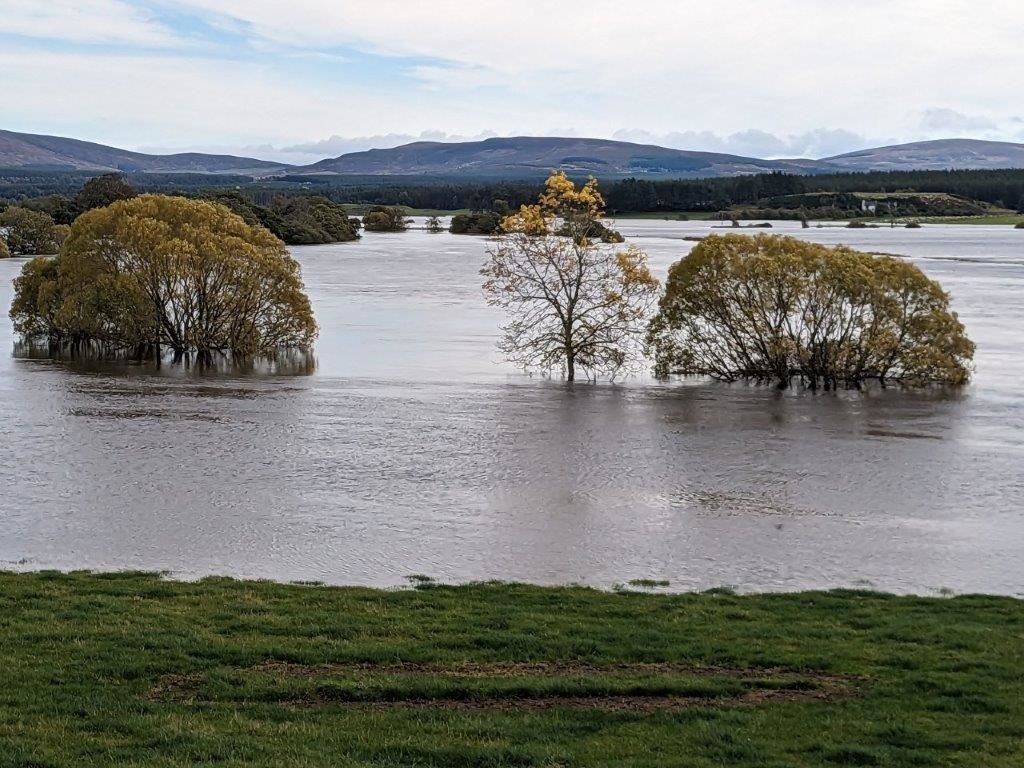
[{"left": 566, "top": 352, "right": 575, "bottom": 382}]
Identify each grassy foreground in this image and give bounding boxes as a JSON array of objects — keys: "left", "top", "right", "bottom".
[{"left": 1, "top": 573, "right": 1022, "bottom": 767}]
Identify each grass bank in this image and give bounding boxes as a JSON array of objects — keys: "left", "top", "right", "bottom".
[
  {"left": 340, "top": 205, "right": 475, "bottom": 217},
  {"left": 914, "top": 214, "right": 1024, "bottom": 225},
  {"left": 611, "top": 211, "right": 719, "bottom": 220},
  {"left": 1, "top": 572, "right": 1022, "bottom": 767}
]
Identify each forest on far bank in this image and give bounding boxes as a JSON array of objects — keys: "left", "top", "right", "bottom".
[{"left": 3, "top": 167, "right": 1024, "bottom": 222}]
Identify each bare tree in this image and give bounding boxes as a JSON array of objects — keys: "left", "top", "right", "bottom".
[{"left": 481, "top": 172, "right": 659, "bottom": 382}]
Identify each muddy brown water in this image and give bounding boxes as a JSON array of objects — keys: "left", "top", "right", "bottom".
[{"left": 1, "top": 220, "right": 1021, "bottom": 595}]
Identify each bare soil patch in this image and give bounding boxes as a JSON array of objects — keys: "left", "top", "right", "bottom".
[{"left": 145, "top": 659, "right": 860, "bottom": 710}]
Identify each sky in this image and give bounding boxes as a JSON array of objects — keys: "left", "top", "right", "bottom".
[{"left": 2, "top": 0, "right": 1023, "bottom": 164}]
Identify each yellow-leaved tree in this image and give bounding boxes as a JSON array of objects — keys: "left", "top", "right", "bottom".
[
  {"left": 647, "top": 234, "right": 974, "bottom": 389},
  {"left": 481, "top": 171, "right": 659, "bottom": 381},
  {"left": 10, "top": 195, "right": 317, "bottom": 363}
]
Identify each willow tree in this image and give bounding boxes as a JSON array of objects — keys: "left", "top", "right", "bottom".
[
  {"left": 0, "top": 206, "right": 62, "bottom": 255},
  {"left": 647, "top": 234, "right": 974, "bottom": 388},
  {"left": 481, "top": 171, "right": 659, "bottom": 381},
  {"left": 362, "top": 206, "right": 410, "bottom": 232},
  {"left": 10, "top": 195, "right": 317, "bottom": 361}
]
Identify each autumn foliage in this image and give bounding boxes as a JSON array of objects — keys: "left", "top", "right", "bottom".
[
  {"left": 10, "top": 195, "right": 317, "bottom": 361},
  {"left": 647, "top": 234, "right": 974, "bottom": 388},
  {"left": 482, "top": 172, "right": 659, "bottom": 381}
]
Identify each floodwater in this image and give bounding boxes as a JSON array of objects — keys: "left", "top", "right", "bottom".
[{"left": 1, "top": 219, "right": 1022, "bottom": 595}]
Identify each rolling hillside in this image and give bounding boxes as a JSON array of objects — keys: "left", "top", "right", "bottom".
[
  {"left": 4, "top": 129, "right": 1024, "bottom": 179},
  {"left": 823, "top": 139, "right": 1024, "bottom": 172},
  {"left": 0, "top": 129, "right": 289, "bottom": 174},
  {"left": 296, "top": 136, "right": 828, "bottom": 178}
]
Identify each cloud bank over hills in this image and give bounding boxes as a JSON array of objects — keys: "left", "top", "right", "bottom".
[{"left": 2, "top": 1, "right": 1024, "bottom": 160}]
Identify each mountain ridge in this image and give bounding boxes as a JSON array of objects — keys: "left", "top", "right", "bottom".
[
  {"left": 0, "top": 129, "right": 290, "bottom": 174},
  {"left": 3, "top": 129, "right": 1024, "bottom": 178},
  {"left": 297, "top": 136, "right": 829, "bottom": 177},
  {"left": 822, "top": 138, "right": 1024, "bottom": 172}
]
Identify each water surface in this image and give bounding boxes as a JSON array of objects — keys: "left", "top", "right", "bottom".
[{"left": 1, "top": 220, "right": 1021, "bottom": 594}]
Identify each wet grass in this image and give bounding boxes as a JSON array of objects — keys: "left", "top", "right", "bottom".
[{"left": 1, "top": 572, "right": 1023, "bottom": 766}]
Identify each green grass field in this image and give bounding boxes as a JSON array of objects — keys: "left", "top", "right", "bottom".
[
  {"left": 914, "top": 214, "right": 1024, "bottom": 225},
  {"left": 611, "top": 211, "right": 719, "bottom": 220},
  {"left": 2, "top": 572, "right": 1022, "bottom": 767},
  {"left": 336, "top": 207, "right": 1024, "bottom": 226},
  {"left": 340, "top": 205, "right": 475, "bottom": 217}
]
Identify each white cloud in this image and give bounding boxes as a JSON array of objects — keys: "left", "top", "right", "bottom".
[
  {"left": 0, "top": 0, "right": 182, "bottom": 47},
  {"left": 4, "top": 1, "right": 1024, "bottom": 155},
  {"left": 150, "top": 0, "right": 1024, "bottom": 143},
  {"left": 0, "top": 48, "right": 525, "bottom": 150},
  {"left": 920, "top": 108, "right": 998, "bottom": 133}
]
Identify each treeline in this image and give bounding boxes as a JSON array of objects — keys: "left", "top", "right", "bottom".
[
  {"left": 0, "top": 170, "right": 255, "bottom": 202},
  {"left": 1, "top": 175, "right": 360, "bottom": 248},
  {"left": 6, "top": 168, "right": 1024, "bottom": 219},
  {"left": 273, "top": 169, "right": 1024, "bottom": 213},
  {"left": 202, "top": 192, "right": 359, "bottom": 244},
  {"left": 603, "top": 170, "right": 1024, "bottom": 212},
  {"left": 267, "top": 180, "right": 542, "bottom": 213}
]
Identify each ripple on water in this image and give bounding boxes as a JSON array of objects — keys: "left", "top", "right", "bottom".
[{"left": 0, "top": 222, "right": 1022, "bottom": 594}]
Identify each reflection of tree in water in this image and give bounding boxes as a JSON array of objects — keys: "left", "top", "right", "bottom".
[{"left": 12, "top": 339, "right": 316, "bottom": 377}]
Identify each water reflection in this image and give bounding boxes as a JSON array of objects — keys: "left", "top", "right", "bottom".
[
  {"left": 0, "top": 221, "right": 1022, "bottom": 595},
  {"left": 13, "top": 339, "right": 317, "bottom": 377}
]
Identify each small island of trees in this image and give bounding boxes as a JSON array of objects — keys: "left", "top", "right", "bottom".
[
  {"left": 483, "top": 172, "right": 974, "bottom": 389},
  {"left": 0, "top": 205, "right": 67, "bottom": 255},
  {"left": 362, "top": 206, "right": 410, "bottom": 232},
  {"left": 0, "top": 174, "right": 361, "bottom": 254},
  {"left": 450, "top": 211, "right": 502, "bottom": 235},
  {"left": 10, "top": 195, "right": 317, "bottom": 363},
  {"left": 646, "top": 234, "right": 974, "bottom": 388},
  {"left": 205, "top": 192, "right": 360, "bottom": 245},
  {"left": 6, "top": 171, "right": 976, "bottom": 390},
  {"left": 482, "top": 172, "right": 660, "bottom": 382}
]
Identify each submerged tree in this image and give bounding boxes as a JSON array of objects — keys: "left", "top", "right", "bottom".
[
  {"left": 425, "top": 215, "right": 444, "bottom": 233},
  {"left": 647, "top": 234, "right": 974, "bottom": 389},
  {"left": 9, "top": 255, "right": 60, "bottom": 336},
  {"left": 10, "top": 195, "right": 317, "bottom": 362},
  {"left": 362, "top": 206, "right": 410, "bottom": 232},
  {"left": 269, "top": 195, "right": 361, "bottom": 245},
  {"left": 0, "top": 206, "right": 62, "bottom": 255},
  {"left": 449, "top": 211, "right": 501, "bottom": 235},
  {"left": 202, "top": 192, "right": 359, "bottom": 245},
  {"left": 481, "top": 171, "right": 660, "bottom": 381}
]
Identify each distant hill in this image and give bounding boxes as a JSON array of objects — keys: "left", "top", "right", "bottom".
[
  {"left": 822, "top": 139, "right": 1024, "bottom": 172},
  {"left": 296, "top": 136, "right": 829, "bottom": 178},
  {"left": 0, "top": 129, "right": 290, "bottom": 174},
  {"left": 4, "top": 129, "right": 1024, "bottom": 179}
]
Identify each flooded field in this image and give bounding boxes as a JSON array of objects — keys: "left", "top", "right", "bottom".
[{"left": 1, "top": 220, "right": 1021, "bottom": 594}]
